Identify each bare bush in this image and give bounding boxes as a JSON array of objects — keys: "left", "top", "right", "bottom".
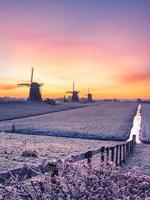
[
  {"left": 0, "top": 161, "right": 150, "bottom": 200},
  {"left": 20, "top": 141, "right": 38, "bottom": 158},
  {"left": 21, "top": 150, "right": 38, "bottom": 158}
]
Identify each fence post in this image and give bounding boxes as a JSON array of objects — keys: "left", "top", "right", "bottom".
[
  {"left": 101, "top": 146, "right": 105, "bottom": 162},
  {"left": 119, "top": 145, "right": 122, "bottom": 165},
  {"left": 110, "top": 146, "right": 115, "bottom": 162},
  {"left": 132, "top": 135, "right": 136, "bottom": 144},
  {"left": 126, "top": 142, "right": 129, "bottom": 157},
  {"left": 106, "top": 147, "right": 109, "bottom": 164},
  {"left": 12, "top": 124, "right": 15, "bottom": 133},
  {"left": 85, "top": 151, "right": 92, "bottom": 164},
  {"left": 131, "top": 140, "right": 133, "bottom": 153},
  {"left": 51, "top": 163, "right": 59, "bottom": 184},
  {"left": 115, "top": 145, "right": 119, "bottom": 166},
  {"left": 128, "top": 142, "right": 130, "bottom": 156},
  {"left": 129, "top": 141, "right": 132, "bottom": 155},
  {"left": 122, "top": 144, "right": 126, "bottom": 163}
]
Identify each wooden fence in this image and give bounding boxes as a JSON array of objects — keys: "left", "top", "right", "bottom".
[{"left": 0, "top": 135, "right": 136, "bottom": 185}]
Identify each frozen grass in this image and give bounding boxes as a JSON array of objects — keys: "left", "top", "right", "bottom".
[
  {"left": 0, "top": 132, "right": 121, "bottom": 172},
  {"left": 0, "top": 101, "right": 89, "bottom": 121},
  {"left": 141, "top": 103, "right": 150, "bottom": 143},
  {"left": 0, "top": 102, "right": 137, "bottom": 141},
  {"left": 0, "top": 102, "right": 149, "bottom": 199},
  {"left": 0, "top": 161, "right": 150, "bottom": 200},
  {"left": 123, "top": 144, "right": 150, "bottom": 175}
]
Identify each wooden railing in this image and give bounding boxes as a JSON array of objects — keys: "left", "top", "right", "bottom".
[{"left": 0, "top": 135, "right": 136, "bottom": 185}]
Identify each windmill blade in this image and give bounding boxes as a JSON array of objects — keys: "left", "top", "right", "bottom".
[
  {"left": 73, "top": 82, "right": 75, "bottom": 92},
  {"left": 39, "top": 83, "right": 44, "bottom": 86},
  {"left": 66, "top": 91, "right": 73, "bottom": 93},
  {"left": 17, "top": 83, "right": 30, "bottom": 87},
  {"left": 31, "top": 67, "right": 34, "bottom": 83}
]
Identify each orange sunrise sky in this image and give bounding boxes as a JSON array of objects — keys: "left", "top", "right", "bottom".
[{"left": 0, "top": 0, "right": 150, "bottom": 99}]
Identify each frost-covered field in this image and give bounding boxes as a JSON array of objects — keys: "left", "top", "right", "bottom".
[
  {"left": 0, "top": 101, "right": 89, "bottom": 121},
  {"left": 124, "top": 143, "right": 150, "bottom": 175},
  {"left": 141, "top": 103, "right": 150, "bottom": 143},
  {"left": 0, "top": 132, "right": 120, "bottom": 172},
  {"left": 0, "top": 102, "right": 137, "bottom": 141}
]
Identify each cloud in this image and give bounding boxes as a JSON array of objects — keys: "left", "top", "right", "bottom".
[
  {"left": 116, "top": 72, "right": 150, "bottom": 84},
  {"left": 0, "top": 83, "right": 17, "bottom": 90}
]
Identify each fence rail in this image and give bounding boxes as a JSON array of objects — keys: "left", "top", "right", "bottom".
[{"left": 0, "top": 135, "right": 136, "bottom": 185}]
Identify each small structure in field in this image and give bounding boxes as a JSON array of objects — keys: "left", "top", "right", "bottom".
[
  {"left": 86, "top": 89, "right": 93, "bottom": 103},
  {"left": 45, "top": 98, "right": 56, "bottom": 105},
  {"left": 66, "top": 82, "right": 80, "bottom": 102},
  {"left": 17, "top": 68, "right": 43, "bottom": 101}
]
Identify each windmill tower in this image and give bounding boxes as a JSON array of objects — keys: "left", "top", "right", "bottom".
[
  {"left": 18, "top": 68, "right": 43, "bottom": 101},
  {"left": 86, "top": 89, "right": 93, "bottom": 102},
  {"left": 66, "top": 82, "right": 80, "bottom": 102}
]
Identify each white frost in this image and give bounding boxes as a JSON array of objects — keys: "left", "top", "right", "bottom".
[{"left": 128, "top": 104, "right": 141, "bottom": 143}]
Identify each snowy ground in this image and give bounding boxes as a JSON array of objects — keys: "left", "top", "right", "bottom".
[
  {"left": 128, "top": 104, "right": 141, "bottom": 143},
  {"left": 124, "top": 105, "right": 150, "bottom": 175},
  {"left": 123, "top": 144, "right": 150, "bottom": 175},
  {"left": 140, "top": 103, "right": 150, "bottom": 143},
  {"left": 0, "top": 132, "right": 121, "bottom": 172},
  {"left": 0, "top": 102, "right": 137, "bottom": 141},
  {"left": 0, "top": 101, "right": 89, "bottom": 121}
]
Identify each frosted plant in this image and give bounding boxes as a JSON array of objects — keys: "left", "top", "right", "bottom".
[{"left": 0, "top": 161, "right": 149, "bottom": 200}]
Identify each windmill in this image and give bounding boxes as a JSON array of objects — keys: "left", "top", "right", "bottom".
[
  {"left": 18, "top": 68, "right": 43, "bottom": 101},
  {"left": 86, "top": 89, "right": 93, "bottom": 102},
  {"left": 66, "top": 82, "right": 80, "bottom": 102}
]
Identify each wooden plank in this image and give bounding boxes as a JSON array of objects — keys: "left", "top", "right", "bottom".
[
  {"left": 69, "top": 152, "right": 85, "bottom": 162},
  {"left": 0, "top": 161, "right": 56, "bottom": 185},
  {"left": 92, "top": 147, "right": 102, "bottom": 156}
]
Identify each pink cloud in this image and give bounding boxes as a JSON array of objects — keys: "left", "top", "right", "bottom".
[
  {"left": 0, "top": 83, "right": 17, "bottom": 90},
  {"left": 116, "top": 72, "right": 150, "bottom": 84}
]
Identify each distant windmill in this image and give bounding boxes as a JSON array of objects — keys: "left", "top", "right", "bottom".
[
  {"left": 18, "top": 68, "right": 43, "bottom": 101},
  {"left": 66, "top": 82, "right": 80, "bottom": 102},
  {"left": 86, "top": 89, "right": 93, "bottom": 102}
]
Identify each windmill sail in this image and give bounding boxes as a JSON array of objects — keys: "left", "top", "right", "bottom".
[
  {"left": 17, "top": 68, "right": 43, "bottom": 101},
  {"left": 17, "top": 83, "right": 30, "bottom": 87},
  {"left": 86, "top": 88, "right": 93, "bottom": 102},
  {"left": 66, "top": 82, "right": 80, "bottom": 102},
  {"left": 31, "top": 67, "right": 34, "bottom": 83}
]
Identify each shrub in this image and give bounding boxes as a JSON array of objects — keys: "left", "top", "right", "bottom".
[
  {"left": 21, "top": 150, "right": 38, "bottom": 158},
  {"left": 0, "top": 161, "right": 150, "bottom": 200}
]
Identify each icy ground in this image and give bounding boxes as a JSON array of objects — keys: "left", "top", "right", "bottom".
[
  {"left": 128, "top": 104, "right": 141, "bottom": 143},
  {"left": 0, "top": 101, "right": 89, "bottom": 121},
  {"left": 0, "top": 102, "right": 137, "bottom": 140},
  {"left": 0, "top": 102, "right": 149, "bottom": 176},
  {"left": 0, "top": 132, "right": 121, "bottom": 172},
  {"left": 124, "top": 144, "right": 150, "bottom": 175},
  {"left": 141, "top": 103, "right": 150, "bottom": 143}
]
